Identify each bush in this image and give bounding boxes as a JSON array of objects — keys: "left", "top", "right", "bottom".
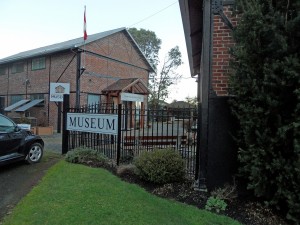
[
  {"left": 133, "top": 148, "right": 185, "bottom": 184},
  {"left": 116, "top": 164, "right": 137, "bottom": 177},
  {"left": 229, "top": 0, "right": 300, "bottom": 222},
  {"left": 205, "top": 197, "right": 227, "bottom": 213},
  {"left": 65, "top": 147, "right": 109, "bottom": 167},
  {"left": 210, "top": 183, "right": 237, "bottom": 203}
]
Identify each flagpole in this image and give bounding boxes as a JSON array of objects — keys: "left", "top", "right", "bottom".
[
  {"left": 76, "top": 5, "right": 87, "bottom": 107},
  {"left": 83, "top": 5, "right": 87, "bottom": 68}
]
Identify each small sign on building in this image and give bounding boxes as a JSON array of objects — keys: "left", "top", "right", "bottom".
[
  {"left": 121, "top": 93, "right": 144, "bottom": 102},
  {"left": 50, "top": 83, "right": 70, "bottom": 102}
]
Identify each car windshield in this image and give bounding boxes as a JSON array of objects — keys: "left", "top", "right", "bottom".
[{"left": 0, "top": 115, "right": 15, "bottom": 132}]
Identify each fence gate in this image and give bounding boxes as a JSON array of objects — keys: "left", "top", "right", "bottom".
[{"left": 62, "top": 95, "right": 198, "bottom": 177}]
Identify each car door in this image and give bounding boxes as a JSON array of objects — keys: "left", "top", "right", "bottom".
[{"left": 0, "top": 115, "right": 23, "bottom": 156}]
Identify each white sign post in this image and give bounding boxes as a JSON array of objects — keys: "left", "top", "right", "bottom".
[
  {"left": 50, "top": 83, "right": 70, "bottom": 102},
  {"left": 121, "top": 93, "right": 144, "bottom": 102}
]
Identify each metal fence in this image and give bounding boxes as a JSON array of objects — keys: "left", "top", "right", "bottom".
[{"left": 63, "top": 101, "right": 198, "bottom": 177}]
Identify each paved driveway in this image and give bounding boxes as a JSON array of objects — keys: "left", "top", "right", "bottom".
[{"left": 41, "top": 133, "right": 62, "bottom": 153}]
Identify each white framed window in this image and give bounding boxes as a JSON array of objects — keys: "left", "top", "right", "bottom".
[
  {"left": 87, "top": 94, "right": 101, "bottom": 113},
  {"left": 31, "top": 57, "right": 46, "bottom": 70},
  {"left": 88, "top": 94, "right": 101, "bottom": 106}
]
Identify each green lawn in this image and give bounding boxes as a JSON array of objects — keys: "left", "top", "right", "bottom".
[{"left": 3, "top": 161, "right": 240, "bottom": 225}]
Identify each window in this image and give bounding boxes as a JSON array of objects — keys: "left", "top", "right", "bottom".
[
  {"left": 10, "top": 95, "right": 23, "bottom": 105},
  {"left": 0, "top": 115, "right": 15, "bottom": 132},
  {"left": 87, "top": 94, "right": 101, "bottom": 113},
  {"left": 31, "top": 57, "right": 45, "bottom": 70},
  {"left": 0, "top": 66, "right": 6, "bottom": 75},
  {"left": 11, "top": 62, "right": 24, "bottom": 74},
  {"left": 30, "top": 94, "right": 45, "bottom": 106},
  {"left": 88, "top": 94, "right": 101, "bottom": 105}
]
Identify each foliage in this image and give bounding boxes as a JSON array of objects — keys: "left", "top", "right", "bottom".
[
  {"left": 185, "top": 96, "right": 198, "bottom": 107},
  {"left": 128, "top": 28, "right": 183, "bottom": 107},
  {"left": 17, "top": 117, "right": 31, "bottom": 124},
  {"left": 229, "top": 0, "right": 300, "bottom": 222},
  {"left": 148, "top": 46, "right": 183, "bottom": 108},
  {"left": 205, "top": 197, "right": 228, "bottom": 214},
  {"left": 205, "top": 183, "right": 236, "bottom": 214},
  {"left": 133, "top": 148, "right": 186, "bottom": 184},
  {"left": 211, "top": 183, "right": 238, "bottom": 203},
  {"left": 65, "top": 147, "right": 108, "bottom": 167},
  {"left": 116, "top": 164, "right": 137, "bottom": 177},
  {"left": 128, "top": 27, "right": 161, "bottom": 70}
]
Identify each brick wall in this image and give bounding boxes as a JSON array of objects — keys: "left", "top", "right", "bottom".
[
  {"left": 0, "top": 31, "right": 151, "bottom": 129},
  {"left": 212, "top": 5, "right": 239, "bottom": 96}
]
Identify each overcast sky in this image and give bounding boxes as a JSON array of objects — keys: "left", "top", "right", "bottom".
[{"left": 0, "top": 0, "right": 197, "bottom": 102}]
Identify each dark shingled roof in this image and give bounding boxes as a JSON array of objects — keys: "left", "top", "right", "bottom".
[
  {"left": 0, "top": 28, "right": 155, "bottom": 72},
  {"left": 102, "top": 78, "right": 150, "bottom": 94}
]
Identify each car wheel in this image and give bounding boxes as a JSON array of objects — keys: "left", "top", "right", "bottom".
[{"left": 26, "top": 143, "right": 43, "bottom": 164}]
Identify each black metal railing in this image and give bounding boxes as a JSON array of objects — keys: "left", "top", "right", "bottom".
[{"left": 64, "top": 101, "right": 198, "bottom": 177}]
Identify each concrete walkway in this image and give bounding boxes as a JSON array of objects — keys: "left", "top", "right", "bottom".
[{"left": 41, "top": 132, "right": 62, "bottom": 153}]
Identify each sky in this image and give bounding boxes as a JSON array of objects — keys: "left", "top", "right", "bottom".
[{"left": 0, "top": 0, "right": 197, "bottom": 102}]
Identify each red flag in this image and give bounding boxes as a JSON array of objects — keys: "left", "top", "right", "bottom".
[{"left": 83, "top": 6, "right": 87, "bottom": 40}]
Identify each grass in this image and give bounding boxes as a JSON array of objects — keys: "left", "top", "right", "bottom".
[{"left": 3, "top": 161, "right": 241, "bottom": 225}]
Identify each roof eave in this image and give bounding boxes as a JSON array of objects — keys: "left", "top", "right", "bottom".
[{"left": 179, "top": 0, "right": 203, "bottom": 77}]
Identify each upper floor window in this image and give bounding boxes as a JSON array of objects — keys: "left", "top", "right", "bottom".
[
  {"left": 31, "top": 57, "right": 45, "bottom": 70},
  {"left": 11, "top": 62, "right": 24, "bottom": 74},
  {"left": 0, "top": 66, "right": 6, "bottom": 75}
]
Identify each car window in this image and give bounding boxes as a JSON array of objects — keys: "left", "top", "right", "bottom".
[{"left": 0, "top": 115, "right": 15, "bottom": 132}]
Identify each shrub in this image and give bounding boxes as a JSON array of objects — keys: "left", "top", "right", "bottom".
[
  {"left": 116, "top": 164, "right": 137, "bottom": 177},
  {"left": 205, "top": 197, "right": 227, "bottom": 213},
  {"left": 229, "top": 0, "right": 300, "bottom": 222},
  {"left": 210, "top": 183, "right": 237, "bottom": 203},
  {"left": 65, "top": 147, "right": 109, "bottom": 167},
  {"left": 133, "top": 148, "right": 185, "bottom": 184}
]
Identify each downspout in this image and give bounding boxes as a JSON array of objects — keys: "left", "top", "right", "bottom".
[
  {"left": 6, "top": 65, "right": 10, "bottom": 107},
  {"left": 48, "top": 56, "right": 52, "bottom": 126}
]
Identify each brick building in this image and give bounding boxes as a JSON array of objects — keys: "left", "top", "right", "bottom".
[
  {"left": 179, "top": 0, "right": 239, "bottom": 189},
  {"left": 0, "top": 27, "right": 154, "bottom": 130}
]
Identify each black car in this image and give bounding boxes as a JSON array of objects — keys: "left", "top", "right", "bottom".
[{"left": 0, "top": 114, "right": 44, "bottom": 165}]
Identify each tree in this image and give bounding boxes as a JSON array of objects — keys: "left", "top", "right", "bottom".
[
  {"left": 229, "top": 0, "right": 300, "bottom": 222},
  {"left": 128, "top": 28, "right": 161, "bottom": 70},
  {"left": 128, "top": 28, "right": 183, "bottom": 108},
  {"left": 149, "top": 46, "right": 182, "bottom": 108},
  {"left": 185, "top": 96, "right": 197, "bottom": 107}
]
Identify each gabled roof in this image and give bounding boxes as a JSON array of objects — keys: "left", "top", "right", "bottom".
[
  {"left": 0, "top": 28, "right": 155, "bottom": 72},
  {"left": 102, "top": 78, "right": 150, "bottom": 94}
]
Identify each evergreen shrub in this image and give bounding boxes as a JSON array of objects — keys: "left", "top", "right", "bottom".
[
  {"left": 133, "top": 148, "right": 185, "bottom": 184},
  {"left": 230, "top": 0, "right": 300, "bottom": 222},
  {"left": 65, "top": 147, "right": 109, "bottom": 167}
]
